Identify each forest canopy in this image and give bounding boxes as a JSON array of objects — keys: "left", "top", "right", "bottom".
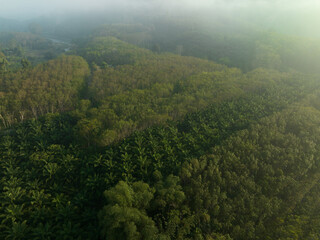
[{"left": 1, "top": 1, "right": 320, "bottom": 239}]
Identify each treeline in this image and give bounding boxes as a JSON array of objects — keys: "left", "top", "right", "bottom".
[
  {"left": 0, "top": 32, "right": 70, "bottom": 69},
  {"left": 0, "top": 32, "right": 51, "bottom": 51},
  {"left": 91, "top": 22, "right": 320, "bottom": 74},
  {"left": 76, "top": 36, "right": 153, "bottom": 67},
  {"left": 7, "top": 11, "right": 320, "bottom": 74}
]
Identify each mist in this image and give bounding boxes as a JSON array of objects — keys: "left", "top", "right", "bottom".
[{"left": 1, "top": 0, "right": 320, "bottom": 38}]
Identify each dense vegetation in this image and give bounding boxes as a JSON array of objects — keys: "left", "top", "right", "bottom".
[
  {"left": 91, "top": 20, "right": 320, "bottom": 75},
  {"left": 0, "top": 32, "right": 69, "bottom": 69},
  {"left": 0, "top": 55, "right": 89, "bottom": 127},
  {"left": 1, "top": 11, "right": 320, "bottom": 240}
]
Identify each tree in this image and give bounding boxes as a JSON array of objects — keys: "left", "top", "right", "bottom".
[
  {"left": 0, "top": 56, "right": 8, "bottom": 73},
  {"left": 21, "top": 58, "right": 31, "bottom": 69},
  {"left": 99, "top": 181, "right": 158, "bottom": 240},
  {"left": 151, "top": 174, "right": 195, "bottom": 239}
]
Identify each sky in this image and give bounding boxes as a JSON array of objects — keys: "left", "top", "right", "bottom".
[
  {"left": 0, "top": 0, "right": 319, "bottom": 19},
  {"left": 1, "top": 0, "right": 320, "bottom": 38},
  {"left": 0, "top": 0, "right": 115, "bottom": 19}
]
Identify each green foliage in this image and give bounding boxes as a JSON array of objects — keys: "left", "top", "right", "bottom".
[
  {"left": 92, "top": 23, "right": 153, "bottom": 47},
  {"left": 1, "top": 75, "right": 315, "bottom": 238},
  {"left": 20, "top": 58, "right": 30, "bottom": 69},
  {"left": 176, "top": 106, "right": 320, "bottom": 239},
  {"left": 80, "top": 43, "right": 314, "bottom": 146},
  {"left": 0, "top": 55, "right": 90, "bottom": 128},
  {"left": 99, "top": 181, "right": 157, "bottom": 240},
  {"left": 77, "top": 36, "right": 153, "bottom": 67},
  {"left": 1, "top": 19, "right": 320, "bottom": 240},
  {"left": 0, "top": 55, "right": 8, "bottom": 73},
  {"left": 151, "top": 175, "right": 194, "bottom": 239},
  {"left": 0, "top": 32, "right": 70, "bottom": 69},
  {"left": 92, "top": 21, "right": 320, "bottom": 74}
]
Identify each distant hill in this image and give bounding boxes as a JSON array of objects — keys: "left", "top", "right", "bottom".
[{"left": 0, "top": 17, "right": 26, "bottom": 32}]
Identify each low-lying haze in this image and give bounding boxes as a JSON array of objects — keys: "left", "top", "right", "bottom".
[
  {"left": 1, "top": 0, "right": 320, "bottom": 37},
  {"left": 0, "top": 0, "right": 319, "bottom": 18}
]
